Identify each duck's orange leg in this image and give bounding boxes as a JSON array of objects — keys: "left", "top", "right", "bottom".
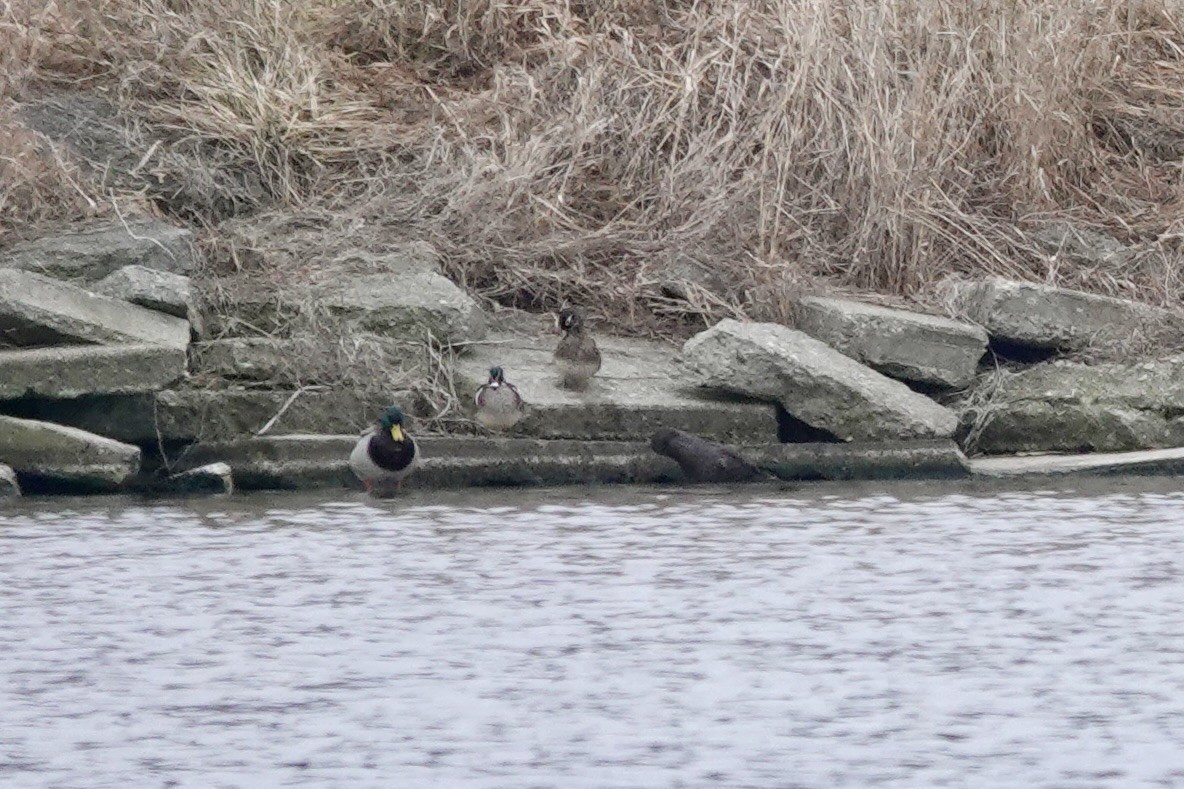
[{"left": 363, "top": 479, "right": 373, "bottom": 494}]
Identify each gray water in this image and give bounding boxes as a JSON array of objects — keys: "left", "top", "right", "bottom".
[{"left": 3, "top": 478, "right": 1184, "bottom": 788}]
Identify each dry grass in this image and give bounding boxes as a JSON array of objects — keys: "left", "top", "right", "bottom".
[{"left": 4, "top": 0, "right": 1184, "bottom": 336}]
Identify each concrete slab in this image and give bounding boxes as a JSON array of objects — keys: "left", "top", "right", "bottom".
[
  {"left": 5, "top": 218, "right": 197, "bottom": 282},
  {"left": 968, "top": 447, "right": 1184, "bottom": 478},
  {"left": 175, "top": 434, "right": 971, "bottom": 491},
  {"left": 794, "top": 296, "right": 987, "bottom": 389},
  {"left": 177, "top": 435, "right": 683, "bottom": 491},
  {"left": 92, "top": 265, "right": 191, "bottom": 318},
  {"left": 0, "top": 344, "right": 187, "bottom": 400},
  {"left": 681, "top": 319, "right": 957, "bottom": 441},
  {"left": 1, "top": 388, "right": 406, "bottom": 445},
  {"left": 454, "top": 332, "right": 779, "bottom": 443},
  {"left": 0, "top": 269, "right": 190, "bottom": 349},
  {"left": 945, "top": 276, "right": 1177, "bottom": 352},
  {"left": 0, "top": 415, "right": 140, "bottom": 491}
]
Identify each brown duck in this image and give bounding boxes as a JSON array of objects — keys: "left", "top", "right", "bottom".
[{"left": 553, "top": 307, "right": 601, "bottom": 390}]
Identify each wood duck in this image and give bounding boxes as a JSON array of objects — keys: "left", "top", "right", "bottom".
[
  {"left": 474, "top": 366, "right": 526, "bottom": 431},
  {"left": 553, "top": 307, "right": 602, "bottom": 390},
  {"left": 350, "top": 405, "right": 420, "bottom": 496}
]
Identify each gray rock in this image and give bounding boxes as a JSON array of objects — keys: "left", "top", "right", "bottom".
[
  {"left": 453, "top": 331, "right": 779, "bottom": 443},
  {"left": 316, "top": 271, "right": 487, "bottom": 344},
  {"left": 0, "top": 415, "right": 140, "bottom": 491},
  {"left": 680, "top": 319, "right": 958, "bottom": 441},
  {"left": 794, "top": 296, "right": 988, "bottom": 389},
  {"left": 745, "top": 439, "right": 969, "bottom": 480},
  {"left": 1030, "top": 222, "right": 1132, "bottom": 267},
  {"left": 945, "top": 276, "right": 1177, "bottom": 352},
  {"left": 130, "top": 462, "right": 234, "bottom": 496},
  {"left": 0, "top": 464, "right": 18, "bottom": 497},
  {"left": 970, "top": 446, "right": 1184, "bottom": 478},
  {"left": 92, "top": 265, "right": 191, "bottom": 319},
  {"left": 5, "top": 219, "right": 196, "bottom": 282},
  {"left": 7, "top": 389, "right": 409, "bottom": 445},
  {"left": 0, "top": 344, "right": 187, "bottom": 400},
  {"left": 959, "top": 357, "right": 1184, "bottom": 454},
  {"left": 0, "top": 269, "right": 191, "bottom": 349},
  {"left": 190, "top": 338, "right": 294, "bottom": 382},
  {"left": 178, "top": 435, "right": 684, "bottom": 491}
]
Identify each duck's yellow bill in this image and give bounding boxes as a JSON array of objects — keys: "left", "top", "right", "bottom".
[{"left": 390, "top": 425, "right": 405, "bottom": 442}]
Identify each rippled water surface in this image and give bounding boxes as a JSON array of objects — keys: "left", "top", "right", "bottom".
[{"left": 4, "top": 478, "right": 1184, "bottom": 787}]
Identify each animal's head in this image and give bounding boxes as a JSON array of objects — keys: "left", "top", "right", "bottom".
[
  {"left": 555, "top": 308, "right": 583, "bottom": 334},
  {"left": 378, "top": 406, "right": 408, "bottom": 442},
  {"left": 650, "top": 427, "right": 680, "bottom": 455},
  {"left": 487, "top": 366, "right": 506, "bottom": 386}
]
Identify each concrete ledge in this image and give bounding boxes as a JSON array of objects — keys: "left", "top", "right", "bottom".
[
  {"left": 175, "top": 435, "right": 972, "bottom": 491},
  {"left": 748, "top": 440, "right": 970, "bottom": 481},
  {"left": 0, "top": 344, "right": 187, "bottom": 400},
  {"left": 968, "top": 447, "right": 1184, "bottom": 478}
]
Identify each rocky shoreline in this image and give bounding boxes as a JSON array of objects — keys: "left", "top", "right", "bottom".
[{"left": 3, "top": 218, "right": 1184, "bottom": 498}]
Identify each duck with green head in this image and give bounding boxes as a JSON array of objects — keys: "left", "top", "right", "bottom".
[
  {"left": 553, "top": 307, "right": 601, "bottom": 390},
  {"left": 474, "top": 366, "right": 526, "bottom": 431},
  {"left": 350, "top": 405, "right": 419, "bottom": 495}
]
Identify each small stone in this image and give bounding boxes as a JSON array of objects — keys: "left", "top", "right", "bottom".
[
  {"left": 0, "top": 464, "right": 19, "bottom": 497},
  {"left": 92, "top": 265, "right": 191, "bottom": 319},
  {"left": 167, "top": 462, "right": 234, "bottom": 495},
  {"left": 680, "top": 319, "right": 958, "bottom": 441}
]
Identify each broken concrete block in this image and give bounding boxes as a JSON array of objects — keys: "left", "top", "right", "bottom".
[
  {"left": 454, "top": 332, "right": 779, "bottom": 443},
  {"left": 680, "top": 319, "right": 958, "bottom": 441},
  {"left": 92, "top": 265, "right": 191, "bottom": 319},
  {"left": 945, "top": 276, "right": 1178, "bottom": 352},
  {"left": 795, "top": 296, "right": 987, "bottom": 389},
  {"left": 0, "top": 269, "right": 190, "bottom": 349},
  {"left": 0, "top": 344, "right": 186, "bottom": 400},
  {"left": 0, "top": 415, "right": 140, "bottom": 491},
  {"left": 5, "top": 218, "right": 196, "bottom": 282}
]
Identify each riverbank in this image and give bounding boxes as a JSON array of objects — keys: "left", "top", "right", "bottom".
[{"left": 4, "top": 214, "right": 1184, "bottom": 498}]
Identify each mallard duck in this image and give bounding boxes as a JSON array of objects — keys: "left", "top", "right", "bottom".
[
  {"left": 651, "top": 428, "right": 764, "bottom": 483},
  {"left": 553, "top": 307, "right": 601, "bottom": 390},
  {"left": 475, "top": 366, "right": 526, "bottom": 431},
  {"left": 350, "top": 405, "right": 420, "bottom": 496}
]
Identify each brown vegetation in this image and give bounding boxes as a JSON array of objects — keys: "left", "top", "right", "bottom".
[{"left": 4, "top": 0, "right": 1184, "bottom": 336}]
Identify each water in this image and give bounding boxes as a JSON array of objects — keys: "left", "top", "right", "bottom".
[{"left": 3, "top": 477, "right": 1184, "bottom": 788}]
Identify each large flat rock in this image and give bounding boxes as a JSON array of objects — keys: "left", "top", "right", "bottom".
[
  {"left": 959, "top": 357, "right": 1184, "bottom": 454},
  {"left": 316, "top": 271, "right": 487, "bottom": 344},
  {"left": 176, "top": 435, "right": 969, "bottom": 491},
  {"left": 2, "top": 388, "right": 408, "bottom": 445},
  {"left": 681, "top": 319, "right": 957, "bottom": 441},
  {"left": 946, "top": 276, "right": 1177, "bottom": 352},
  {"left": 794, "top": 296, "right": 987, "bottom": 389},
  {"left": 0, "top": 415, "right": 140, "bottom": 491},
  {"left": 0, "top": 269, "right": 190, "bottom": 349},
  {"left": 5, "top": 219, "right": 196, "bottom": 282},
  {"left": 969, "top": 446, "right": 1184, "bottom": 478},
  {"left": 0, "top": 344, "right": 187, "bottom": 400},
  {"left": 453, "top": 331, "right": 779, "bottom": 443}
]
